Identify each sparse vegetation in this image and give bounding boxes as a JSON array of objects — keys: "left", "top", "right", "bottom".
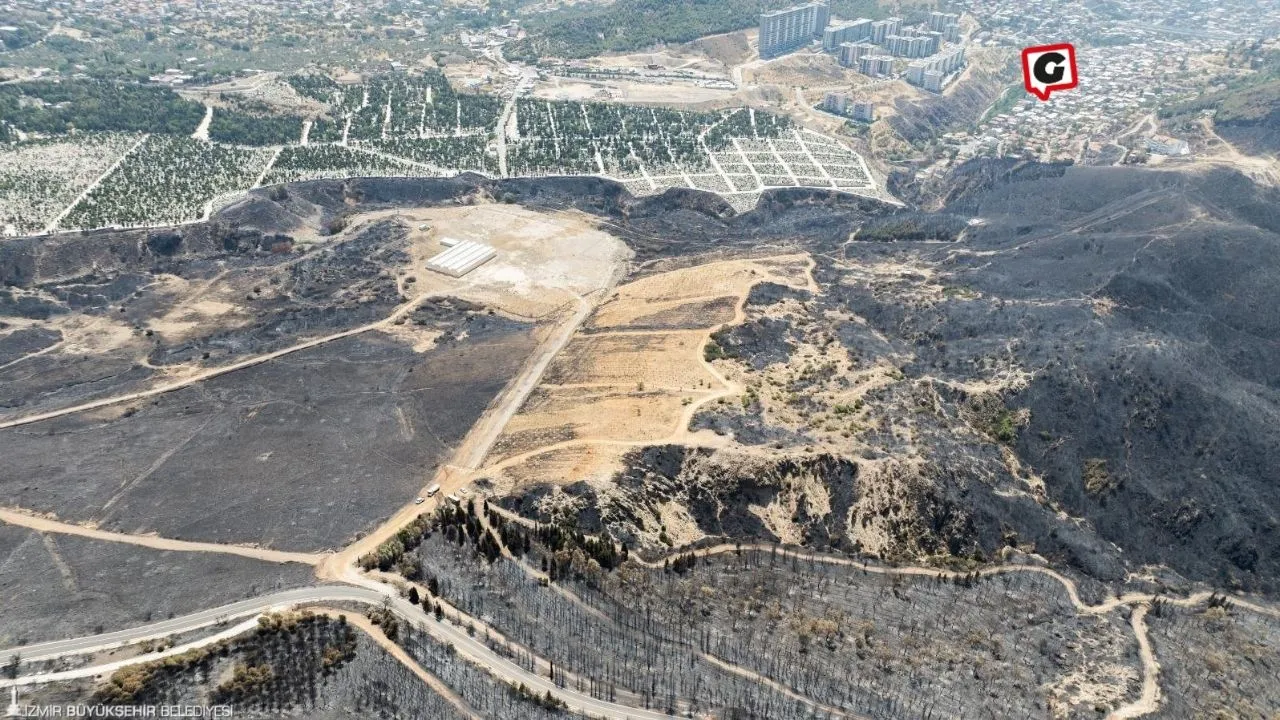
[
  {"left": 94, "top": 612, "right": 356, "bottom": 707},
  {"left": 1083, "top": 458, "right": 1118, "bottom": 496}
]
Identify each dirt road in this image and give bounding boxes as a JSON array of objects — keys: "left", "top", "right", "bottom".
[
  {"left": 321, "top": 289, "right": 611, "bottom": 579},
  {"left": 319, "top": 609, "right": 482, "bottom": 720},
  {"left": 0, "top": 508, "right": 325, "bottom": 565},
  {"left": 0, "top": 289, "right": 444, "bottom": 431}
]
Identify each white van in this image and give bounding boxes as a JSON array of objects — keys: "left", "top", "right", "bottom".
[{"left": 425, "top": 483, "right": 441, "bottom": 497}]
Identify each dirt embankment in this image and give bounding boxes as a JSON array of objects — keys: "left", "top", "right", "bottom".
[{"left": 889, "top": 63, "right": 1013, "bottom": 144}]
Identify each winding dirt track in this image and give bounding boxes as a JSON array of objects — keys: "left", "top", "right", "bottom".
[
  {"left": 471, "top": 253, "right": 819, "bottom": 476},
  {"left": 0, "top": 289, "right": 443, "bottom": 431}
]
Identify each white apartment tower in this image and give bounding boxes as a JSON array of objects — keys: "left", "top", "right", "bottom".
[{"left": 760, "top": 3, "right": 830, "bottom": 58}]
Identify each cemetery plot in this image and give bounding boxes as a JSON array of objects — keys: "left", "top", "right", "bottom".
[
  {"left": 207, "top": 101, "right": 306, "bottom": 146},
  {"left": 343, "top": 73, "right": 502, "bottom": 143},
  {"left": 366, "top": 137, "right": 498, "bottom": 175},
  {"left": 0, "top": 73, "right": 881, "bottom": 232},
  {"left": 509, "top": 101, "right": 797, "bottom": 180},
  {"left": 501, "top": 98, "right": 873, "bottom": 208}
]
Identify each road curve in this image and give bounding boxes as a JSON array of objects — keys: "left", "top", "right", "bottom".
[
  {"left": 2, "top": 584, "right": 680, "bottom": 720},
  {"left": 1, "top": 586, "right": 365, "bottom": 664}
]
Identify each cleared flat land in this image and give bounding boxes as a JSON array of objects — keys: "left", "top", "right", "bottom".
[
  {"left": 0, "top": 326, "right": 535, "bottom": 552},
  {"left": 483, "top": 254, "right": 815, "bottom": 492},
  {"left": 0, "top": 524, "right": 317, "bottom": 646},
  {"left": 403, "top": 205, "right": 630, "bottom": 315},
  {"left": 0, "top": 201, "right": 630, "bottom": 552}
]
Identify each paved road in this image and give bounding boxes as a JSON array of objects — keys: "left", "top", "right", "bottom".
[
  {"left": 1, "top": 618, "right": 262, "bottom": 687},
  {"left": 2, "top": 584, "right": 681, "bottom": 720},
  {"left": 2, "top": 586, "right": 364, "bottom": 663}
]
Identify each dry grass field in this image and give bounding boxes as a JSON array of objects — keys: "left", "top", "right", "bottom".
[{"left": 480, "top": 254, "right": 816, "bottom": 492}]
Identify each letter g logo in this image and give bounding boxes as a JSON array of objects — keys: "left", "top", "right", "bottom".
[{"left": 1022, "top": 43, "right": 1079, "bottom": 101}]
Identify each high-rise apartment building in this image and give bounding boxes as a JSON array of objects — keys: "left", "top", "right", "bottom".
[
  {"left": 823, "top": 92, "right": 852, "bottom": 114},
  {"left": 759, "top": 3, "right": 830, "bottom": 58},
  {"left": 928, "top": 11, "right": 962, "bottom": 42},
  {"left": 838, "top": 41, "right": 876, "bottom": 67},
  {"left": 884, "top": 34, "right": 934, "bottom": 58},
  {"left": 925, "top": 31, "right": 943, "bottom": 54},
  {"left": 869, "top": 16, "right": 902, "bottom": 44},
  {"left": 857, "top": 54, "right": 895, "bottom": 77},
  {"left": 928, "top": 11, "right": 961, "bottom": 32},
  {"left": 822, "top": 18, "right": 873, "bottom": 50},
  {"left": 821, "top": 92, "right": 875, "bottom": 122},
  {"left": 923, "top": 69, "right": 944, "bottom": 92},
  {"left": 905, "top": 47, "right": 966, "bottom": 90}
]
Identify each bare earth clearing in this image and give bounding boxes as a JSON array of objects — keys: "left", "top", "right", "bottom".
[{"left": 481, "top": 254, "right": 816, "bottom": 498}]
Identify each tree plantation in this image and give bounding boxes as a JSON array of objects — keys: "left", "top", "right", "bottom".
[{"left": 0, "top": 72, "right": 876, "bottom": 234}]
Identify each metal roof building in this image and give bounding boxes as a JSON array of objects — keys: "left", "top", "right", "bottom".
[{"left": 426, "top": 239, "right": 496, "bottom": 277}]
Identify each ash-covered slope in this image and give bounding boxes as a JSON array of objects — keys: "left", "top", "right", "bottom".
[
  {"left": 497, "top": 160, "right": 1280, "bottom": 595},
  {"left": 855, "top": 161, "right": 1280, "bottom": 592},
  {"left": 6, "top": 163, "right": 1277, "bottom": 594}
]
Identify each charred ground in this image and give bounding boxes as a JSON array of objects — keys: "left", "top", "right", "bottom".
[
  {"left": 488, "top": 162, "right": 1280, "bottom": 596},
  {"left": 3, "top": 160, "right": 1279, "bottom": 589}
]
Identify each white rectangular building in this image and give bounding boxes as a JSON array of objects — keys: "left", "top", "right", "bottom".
[{"left": 426, "top": 239, "right": 496, "bottom": 277}]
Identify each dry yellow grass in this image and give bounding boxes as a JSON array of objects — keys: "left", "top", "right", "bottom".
[
  {"left": 481, "top": 254, "right": 817, "bottom": 491},
  {"left": 487, "top": 443, "right": 628, "bottom": 491},
  {"left": 545, "top": 333, "right": 713, "bottom": 389},
  {"left": 503, "top": 388, "right": 701, "bottom": 444},
  {"left": 586, "top": 296, "right": 738, "bottom": 332}
]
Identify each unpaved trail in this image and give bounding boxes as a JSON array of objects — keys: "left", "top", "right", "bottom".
[
  {"left": 1191, "top": 116, "right": 1280, "bottom": 185},
  {"left": 474, "top": 253, "right": 819, "bottom": 470},
  {"left": 1108, "top": 605, "right": 1160, "bottom": 720},
  {"left": 363, "top": 568, "right": 700, "bottom": 718},
  {"left": 0, "top": 508, "right": 325, "bottom": 565},
  {"left": 43, "top": 134, "right": 148, "bottom": 234},
  {"left": 672, "top": 253, "right": 819, "bottom": 442},
  {"left": 457, "top": 295, "right": 596, "bottom": 471},
  {"left": 322, "top": 291, "right": 610, "bottom": 579},
  {"left": 473, "top": 495, "right": 867, "bottom": 719},
  {"left": 0, "top": 289, "right": 445, "bottom": 431},
  {"left": 252, "top": 146, "right": 283, "bottom": 188},
  {"left": 0, "top": 341, "right": 65, "bottom": 372},
  {"left": 9, "top": 234, "right": 1276, "bottom": 720},
  {"left": 319, "top": 609, "right": 482, "bottom": 720},
  {"left": 192, "top": 105, "right": 213, "bottom": 141},
  {"left": 700, "top": 652, "right": 862, "bottom": 719},
  {"left": 484, "top": 503, "right": 1280, "bottom": 720}
]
